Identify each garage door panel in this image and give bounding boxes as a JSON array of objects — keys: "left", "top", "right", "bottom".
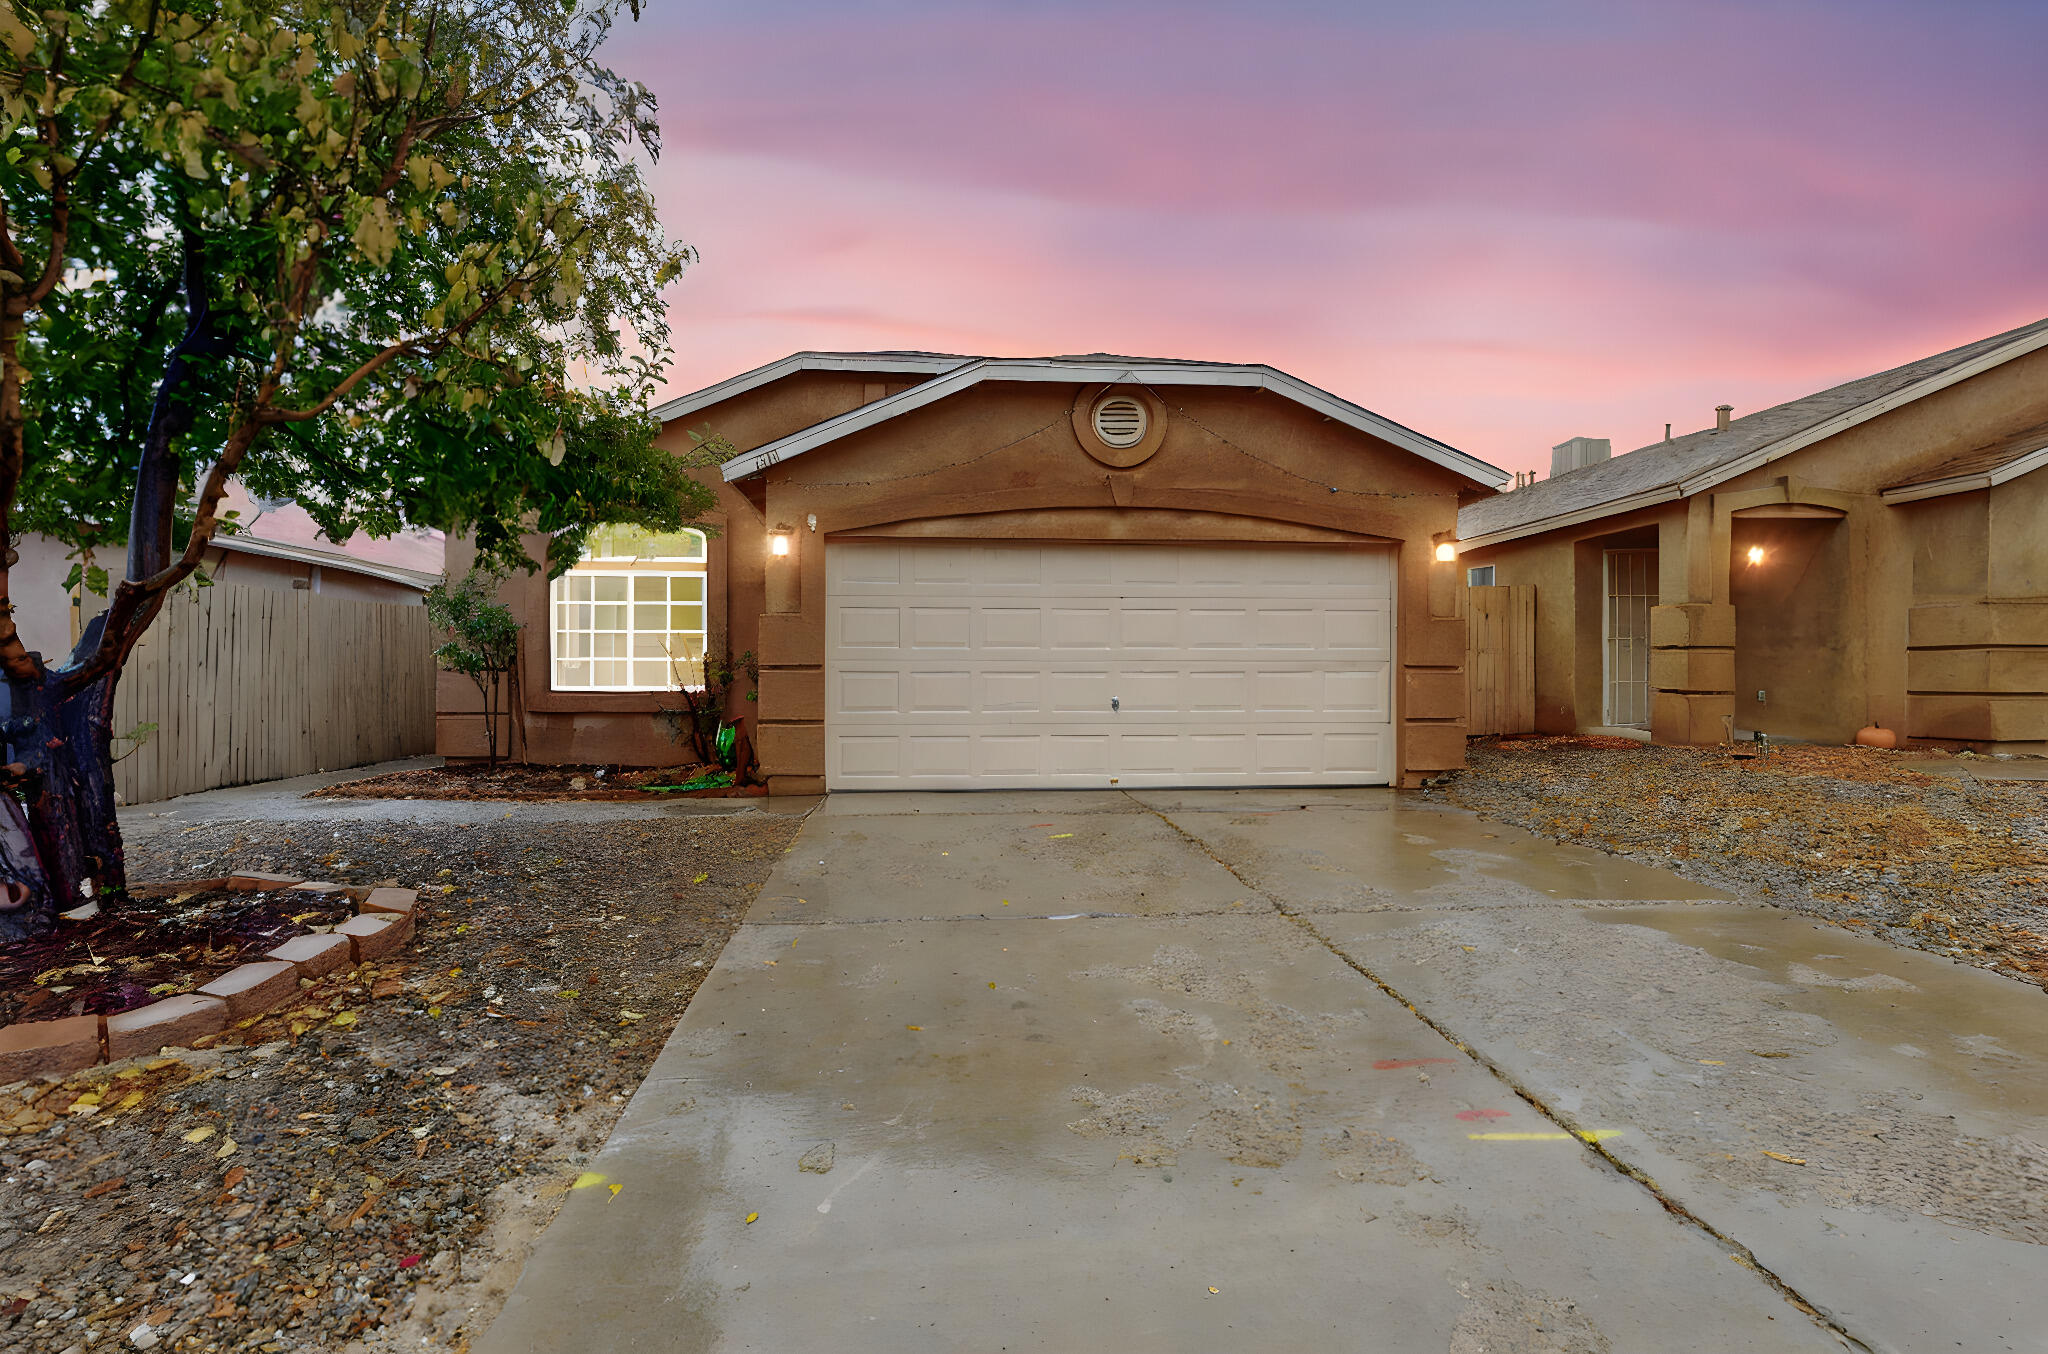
[
  {"left": 981, "top": 608, "right": 1042, "bottom": 648},
  {"left": 1120, "top": 670, "right": 1181, "bottom": 712},
  {"left": 1325, "top": 732, "right": 1384, "bottom": 775},
  {"left": 1255, "top": 608, "right": 1320, "bottom": 650},
  {"left": 1323, "top": 668, "right": 1388, "bottom": 717},
  {"left": 826, "top": 541, "right": 1393, "bottom": 788},
  {"left": 1188, "top": 670, "right": 1250, "bottom": 713},
  {"left": 907, "top": 735, "right": 973, "bottom": 777},
  {"left": 1049, "top": 735, "right": 1111, "bottom": 775},
  {"left": 1187, "top": 608, "right": 1250, "bottom": 649},
  {"left": 1324, "top": 603, "right": 1391, "bottom": 652},
  {"left": 907, "top": 670, "right": 973, "bottom": 713},
  {"left": 1120, "top": 608, "right": 1179, "bottom": 649},
  {"left": 837, "top": 607, "right": 901, "bottom": 649},
  {"left": 838, "top": 670, "right": 902, "bottom": 714},
  {"left": 1048, "top": 670, "right": 1111, "bottom": 712},
  {"left": 1255, "top": 732, "right": 1317, "bottom": 774},
  {"left": 981, "top": 670, "right": 1043, "bottom": 712},
  {"left": 1049, "top": 608, "right": 1114, "bottom": 650},
  {"left": 1253, "top": 669, "right": 1319, "bottom": 713},
  {"left": 908, "top": 607, "right": 972, "bottom": 649}
]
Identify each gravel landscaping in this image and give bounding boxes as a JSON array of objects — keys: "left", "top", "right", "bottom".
[
  {"left": 1432, "top": 737, "right": 2048, "bottom": 990},
  {"left": 0, "top": 804, "right": 805, "bottom": 1353}
]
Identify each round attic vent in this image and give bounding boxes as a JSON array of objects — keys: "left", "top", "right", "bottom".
[{"left": 1091, "top": 396, "right": 1148, "bottom": 449}]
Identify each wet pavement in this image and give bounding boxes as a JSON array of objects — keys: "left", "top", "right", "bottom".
[{"left": 479, "top": 790, "right": 2047, "bottom": 1354}]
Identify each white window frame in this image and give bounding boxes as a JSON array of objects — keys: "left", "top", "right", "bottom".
[
  {"left": 549, "top": 527, "right": 710, "bottom": 692},
  {"left": 1466, "top": 564, "right": 1496, "bottom": 586}
]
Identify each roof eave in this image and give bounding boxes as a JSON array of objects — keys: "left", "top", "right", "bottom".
[
  {"left": 1456, "top": 484, "right": 1684, "bottom": 553},
  {"left": 210, "top": 534, "right": 442, "bottom": 589},
  {"left": 1881, "top": 442, "right": 2048, "bottom": 504},
  {"left": 720, "top": 358, "right": 1509, "bottom": 489},
  {"left": 648, "top": 352, "right": 970, "bottom": 426}
]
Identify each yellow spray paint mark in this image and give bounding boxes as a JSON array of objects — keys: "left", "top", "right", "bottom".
[
  {"left": 1468, "top": 1130, "right": 1623, "bottom": 1142},
  {"left": 572, "top": 1172, "right": 608, "bottom": 1190},
  {"left": 906, "top": 1025, "right": 923, "bottom": 1031},
  {"left": 1049, "top": 833, "right": 1074, "bottom": 839},
  {"left": 1698, "top": 1060, "right": 1725, "bottom": 1065}
]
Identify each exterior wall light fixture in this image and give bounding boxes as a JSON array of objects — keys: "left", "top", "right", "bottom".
[
  {"left": 770, "top": 534, "right": 791, "bottom": 557},
  {"left": 1746, "top": 545, "right": 1765, "bottom": 566},
  {"left": 1434, "top": 540, "right": 1457, "bottom": 562}
]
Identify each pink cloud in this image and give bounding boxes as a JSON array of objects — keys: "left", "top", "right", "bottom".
[{"left": 608, "top": 2, "right": 2048, "bottom": 475}]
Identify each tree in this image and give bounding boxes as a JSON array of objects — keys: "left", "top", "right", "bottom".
[
  {"left": 0, "top": 0, "right": 714, "bottom": 940},
  {"left": 424, "top": 565, "right": 520, "bottom": 769}
]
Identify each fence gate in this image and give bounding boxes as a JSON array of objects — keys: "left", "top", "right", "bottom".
[{"left": 1466, "top": 584, "right": 1536, "bottom": 736}]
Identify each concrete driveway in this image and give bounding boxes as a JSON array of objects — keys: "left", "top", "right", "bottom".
[{"left": 479, "top": 790, "right": 2048, "bottom": 1354}]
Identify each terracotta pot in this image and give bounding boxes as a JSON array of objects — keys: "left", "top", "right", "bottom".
[{"left": 1854, "top": 725, "right": 1898, "bottom": 750}]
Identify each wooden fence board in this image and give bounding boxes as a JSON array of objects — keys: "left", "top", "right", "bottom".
[
  {"left": 108, "top": 582, "right": 435, "bottom": 806},
  {"left": 1466, "top": 584, "right": 1536, "bottom": 737}
]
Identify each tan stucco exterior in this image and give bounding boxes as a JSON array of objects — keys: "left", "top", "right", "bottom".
[
  {"left": 439, "top": 361, "right": 1494, "bottom": 787},
  {"left": 1460, "top": 344, "right": 2048, "bottom": 752}
]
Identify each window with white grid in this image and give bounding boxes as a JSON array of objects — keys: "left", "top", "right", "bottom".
[{"left": 550, "top": 526, "right": 708, "bottom": 691}]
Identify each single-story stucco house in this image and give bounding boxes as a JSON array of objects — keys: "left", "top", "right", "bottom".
[
  {"left": 437, "top": 353, "right": 1510, "bottom": 791},
  {"left": 1455, "top": 316, "right": 2048, "bottom": 752}
]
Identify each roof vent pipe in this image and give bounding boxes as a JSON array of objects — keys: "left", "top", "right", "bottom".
[{"left": 1715, "top": 404, "right": 1733, "bottom": 432}]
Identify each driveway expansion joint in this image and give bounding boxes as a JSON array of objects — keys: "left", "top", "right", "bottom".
[{"left": 1129, "top": 791, "right": 1876, "bottom": 1354}]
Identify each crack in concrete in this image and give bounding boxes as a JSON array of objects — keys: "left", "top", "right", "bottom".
[{"left": 1130, "top": 791, "right": 1871, "bottom": 1354}]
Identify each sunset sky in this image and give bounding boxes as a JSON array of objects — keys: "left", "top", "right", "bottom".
[{"left": 606, "top": 0, "right": 2048, "bottom": 475}]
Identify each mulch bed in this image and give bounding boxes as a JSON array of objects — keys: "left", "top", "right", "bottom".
[
  {"left": 1433, "top": 739, "right": 2048, "bottom": 990},
  {"left": 309, "top": 763, "right": 761, "bottom": 802},
  {"left": 1, "top": 886, "right": 357, "bottom": 1028},
  {"left": 0, "top": 805, "right": 806, "bottom": 1352}
]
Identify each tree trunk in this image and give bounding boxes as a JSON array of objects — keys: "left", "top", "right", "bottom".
[{"left": 0, "top": 668, "right": 125, "bottom": 942}]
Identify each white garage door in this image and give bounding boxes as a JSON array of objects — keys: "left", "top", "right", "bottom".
[{"left": 825, "top": 540, "right": 1394, "bottom": 789}]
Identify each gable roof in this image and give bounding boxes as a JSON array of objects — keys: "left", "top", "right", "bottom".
[
  {"left": 648, "top": 351, "right": 969, "bottom": 425},
  {"left": 712, "top": 354, "right": 1509, "bottom": 489},
  {"left": 1457, "top": 316, "right": 2048, "bottom": 549},
  {"left": 1881, "top": 417, "right": 2048, "bottom": 503}
]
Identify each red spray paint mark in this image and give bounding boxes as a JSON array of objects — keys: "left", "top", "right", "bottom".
[
  {"left": 1455, "top": 1109, "right": 1511, "bottom": 1121},
  {"left": 1373, "top": 1058, "right": 1458, "bottom": 1070}
]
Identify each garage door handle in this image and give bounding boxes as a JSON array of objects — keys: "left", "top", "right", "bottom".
[{"left": 1110, "top": 696, "right": 1120, "bottom": 712}]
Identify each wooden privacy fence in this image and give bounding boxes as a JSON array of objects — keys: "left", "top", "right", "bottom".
[
  {"left": 109, "top": 581, "right": 436, "bottom": 805},
  {"left": 1466, "top": 584, "right": 1536, "bottom": 736}
]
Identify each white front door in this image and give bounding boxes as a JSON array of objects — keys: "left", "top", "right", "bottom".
[
  {"left": 824, "top": 540, "right": 1396, "bottom": 789},
  {"left": 1603, "top": 549, "right": 1657, "bottom": 728}
]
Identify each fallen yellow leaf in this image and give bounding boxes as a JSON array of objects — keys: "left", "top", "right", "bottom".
[
  {"left": 330, "top": 1011, "right": 358, "bottom": 1028},
  {"left": 906, "top": 1025, "right": 922, "bottom": 1031},
  {"left": 1761, "top": 1151, "right": 1807, "bottom": 1165},
  {"left": 182, "top": 1126, "right": 216, "bottom": 1143},
  {"left": 692, "top": 873, "right": 708, "bottom": 885},
  {"left": 215, "top": 1139, "right": 238, "bottom": 1159},
  {"left": 745, "top": 1211, "right": 758, "bottom": 1224}
]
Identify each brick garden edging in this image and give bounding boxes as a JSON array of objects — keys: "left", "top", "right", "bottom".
[{"left": 0, "top": 875, "right": 421, "bottom": 1084}]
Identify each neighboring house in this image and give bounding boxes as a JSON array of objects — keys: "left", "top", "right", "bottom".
[
  {"left": 1456, "top": 317, "right": 2048, "bottom": 752},
  {"left": 438, "top": 352, "right": 1509, "bottom": 790},
  {"left": 15, "top": 485, "right": 443, "bottom": 664}
]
